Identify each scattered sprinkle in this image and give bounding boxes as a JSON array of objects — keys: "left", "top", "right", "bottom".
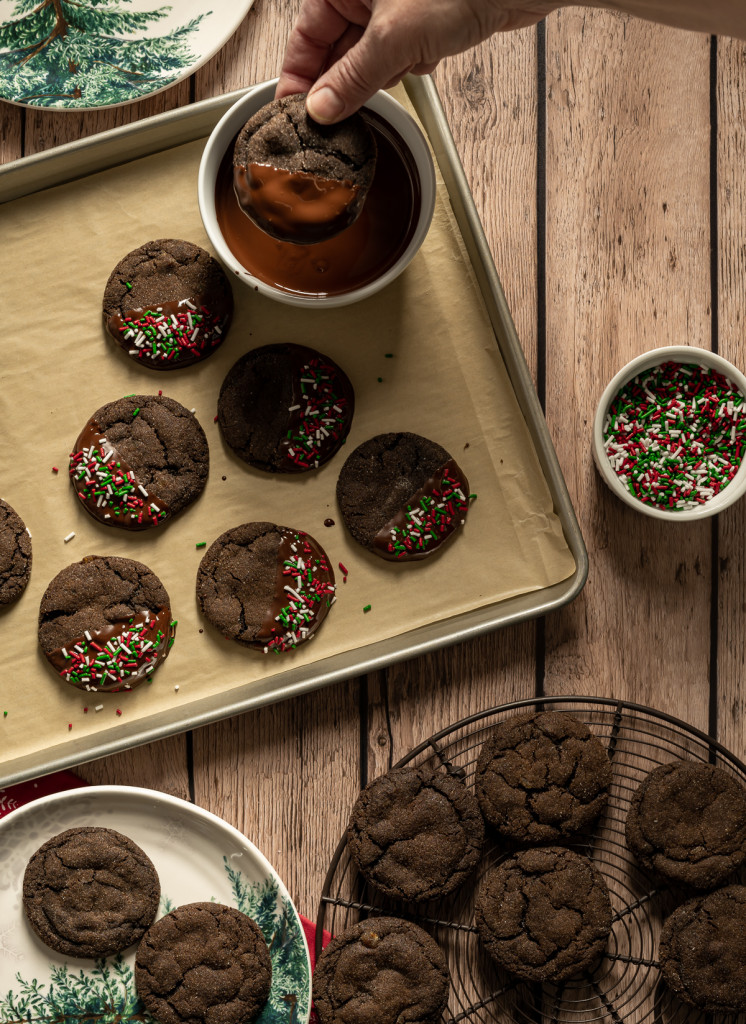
[
  {"left": 3, "top": 711, "right": 7, "bottom": 718},
  {"left": 174, "top": 685, "right": 180, "bottom": 692},
  {"left": 52, "top": 466, "right": 59, "bottom": 473},
  {"left": 125, "top": 281, "right": 133, "bottom": 290},
  {"left": 132, "top": 407, "right": 140, "bottom": 418},
  {"left": 196, "top": 541, "right": 206, "bottom": 549},
  {"left": 363, "top": 604, "right": 372, "bottom": 613},
  {"left": 64, "top": 531, "right": 75, "bottom": 543},
  {"left": 68, "top": 723, "right": 72, "bottom": 730},
  {"left": 95, "top": 704, "right": 104, "bottom": 712},
  {"left": 338, "top": 562, "right": 349, "bottom": 583},
  {"left": 214, "top": 414, "right": 219, "bottom": 422},
  {"left": 83, "top": 707, "right": 88, "bottom": 713},
  {"left": 116, "top": 709, "right": 122, "bottom": 716}
]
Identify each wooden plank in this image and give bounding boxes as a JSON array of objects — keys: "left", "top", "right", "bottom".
[
  {"left": 75, "top": 735, "right": 191, "bottom": 799},
  {"left": 543, "top": 9, "right": 712, "bottom": 729},
  {"left": 0, "top": 102, "right": 23, "bottom": 163}
]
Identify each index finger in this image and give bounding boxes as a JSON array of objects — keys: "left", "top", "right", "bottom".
[{"left": 276, "top": 0, "right": 369, "bottom": 98}]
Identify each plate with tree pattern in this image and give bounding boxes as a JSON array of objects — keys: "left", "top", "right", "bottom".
[
  {"left": 0, "top": 785, "right": 311, "bottom": 1024},
  {"left": 0, "top": 0, "right": 255, "bottom": 109}
]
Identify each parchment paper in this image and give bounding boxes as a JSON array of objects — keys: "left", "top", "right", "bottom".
[{"left": 0, "top": 91, "right": 575, "bottom": 774}]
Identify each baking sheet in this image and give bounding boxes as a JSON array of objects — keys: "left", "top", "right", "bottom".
[{"left": 0, "top": 82, "right": 578, "bottom": 784}]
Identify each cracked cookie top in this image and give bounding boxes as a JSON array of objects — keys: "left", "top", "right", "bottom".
[
  {"left": 23, "top": 826, "right": 160, "bottom": 959},
  {"left": 475, "top": 711, "right": 612, "bottom": 843},
  {"left": 69, "top": 394, "right": 209, "bottom": 531},
  {"left": 475, "top": 847, "right": 612, "bottom": 984},
  {"left": 135, "top": 902, "right": 272, "bottom": 1024},
  {"left": 625, "top": 761, "right": 746, "bottom": 888},
  {"left": 0, "top": 498, "right": 31, "bottom": 605}
]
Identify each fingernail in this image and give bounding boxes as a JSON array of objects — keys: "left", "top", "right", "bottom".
[{"left": 307, "top": 86, "right": 345, "bottom": 123}]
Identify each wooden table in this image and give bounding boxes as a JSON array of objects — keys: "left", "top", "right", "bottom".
[{"left": 2, "top": 0, "right": 744, "bottom": 926}]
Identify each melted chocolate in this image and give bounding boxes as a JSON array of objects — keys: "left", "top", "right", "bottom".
[
  {"left": 216, "top": 111, "right": 421, "bottom": 297},
  {"left": 107, "top": 295, "right": 228, "bottom": 369}
]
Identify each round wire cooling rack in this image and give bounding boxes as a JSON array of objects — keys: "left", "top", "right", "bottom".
[{"left": 316, "top": 695, "right": 746, "bottom": 1024}]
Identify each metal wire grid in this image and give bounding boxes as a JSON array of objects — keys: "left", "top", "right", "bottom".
[{"left": 316, "top": 696, "right": 746, "bottom": 1024}]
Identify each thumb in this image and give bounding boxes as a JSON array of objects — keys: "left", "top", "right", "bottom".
[{"left": 306, "top": 30, "right": 408, "bottom": 123}]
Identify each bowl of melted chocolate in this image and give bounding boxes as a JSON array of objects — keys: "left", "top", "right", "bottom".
[{"left": 198, "top": 80, "right": 436, "bottom": 308}]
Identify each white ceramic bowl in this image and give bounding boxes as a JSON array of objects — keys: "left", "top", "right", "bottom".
[
  {"left": 198, "top": 80, "right": 436, "bottom": 309},
  {"left": 592, "top": 345, "right": 746, "bottom": 520}
]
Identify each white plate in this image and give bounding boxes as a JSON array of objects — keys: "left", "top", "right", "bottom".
[
  {"left": 0, "top": 0, "right": 254, "bottom": 110},
  {"left": 0, "top": 785, "right": 311, "bottom": 1024}
]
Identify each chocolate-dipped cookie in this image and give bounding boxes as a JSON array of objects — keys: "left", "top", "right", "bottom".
[
  {"left": 38, "top": 554, "right": 175, "bottom": 692},
  {"left": 475, "top": 847, "right": 612, "bottom": 984},
  {"left": 196, "top": 522, "right": 335, "bottom": 653},
  {"left": 233, "top": 94, "right": 377, "bottom": 244},
  {"left": 347, "top": 765, "right": 484, "bottom": 902},
  {"left": 313, "top": 917, "right": 449, "bottom": 1024},
  {"left": 135, "top": 902, "right": 272, "bottom": 1024},
  {"left": 23, "top": 826, "right": 160, "bottom": 959},
  {"left": 103, "top": 239, "right": 233, "bottom": 369},
  {"left": 659, "top": 885, "right": 746, "bottom": 1012},
  {"left": 625, "top": 761, "right": 746, "bottom": 888},
  {"left": 69, "top": 394, "right": 209, "bottom": 531},
  {"left": 475, "top": 711, "right": 612, "bottom": 844},
  {"left": 218, "top": 344, "right": 354, "bottom": 473},
  {"left": 336, "top": 432, "right": 471, "bottom": 561},
  {"left": 0, "top": 498, "right": 31, "bottom": 605}
]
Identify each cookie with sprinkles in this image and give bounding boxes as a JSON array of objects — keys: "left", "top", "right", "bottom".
[
  {"left": 103, "top": 239, "right": 233, "bottom": 369},
  {"left": 0, "top": 498, "right": 31, "bottom": 605},
  {"left": 69, "top": 394, "right": 209, "bottom": 531},
  {"left": 38, "top": 555, "right": 176, "bottom": 693},
  {"left": 217, "top": 343, "right": 354, "bottom": 472},
  {"left": 336, "top": 432, "right": 472, "bottom": 561},
  {"left": 196, "top": 522, "right": 336, "bottom": 652}
]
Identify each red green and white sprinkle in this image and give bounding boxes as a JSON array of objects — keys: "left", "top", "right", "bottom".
[
  {"left": 70, "top": 437, "right": 167, "bottom": 527},
  {"left": 263, "top": 534, "right": 335, "bottom": 654},
  {"left": 284, "top": 358, "right": 349, "bottom": 470},
  {"left": 603, "top": 361, "right": 746, "bottom": 510},
  {"left": 384, "top": 468, "right": 470, "bottom": 558},
  {"left": 56, "top": 615, "right": 168, "bottom": 691},
  {"left": 118, "top": 300, "right": 225, "bottom": 363},
  {"left": 64, "top": 531, "right": 75, "bottom": 543}
]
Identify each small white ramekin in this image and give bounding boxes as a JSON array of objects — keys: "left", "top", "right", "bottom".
[
  {"left": 592, "top": 345, "right": 746, "bottom": 521},
  {"left": 198, "top": 79, "right": 436, "bottom": 309}
]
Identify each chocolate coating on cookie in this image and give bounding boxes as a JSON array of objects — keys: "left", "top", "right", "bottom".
[
  {"left": 475, "top": 711, "right": 612, "bottom": 843},
  {"left": 0, "top": 498, "right": 31, "bottom": 605},
  {"left": 70, "top": 394, "right": 209, "bottom": 530},
  {"left": 135, "top": 902, "right": 271, "bottom": 1024},
  {"left": 103, "top": 239, "right": 233, "bottom": 369},
  {"left": 233, "top": 94, "right": 376, "bottom": 244},
  {"left": 337, "top": 432, "right": 470, "bottom": 561},
  {"left": 625, "top": 761, "right": 746, "bottom": 888},
  {"left": 196, "top": 522, "right": 335, "bottom": 652},
  {"left": 659, "top": 885, "right": 746, "bottom": 1012},
  {"left": 347, "top": 765, "right": 484, "bottom": 902},
  {"left": 313, "top": 916, "right": 449, "bottom": 1024},
  {"left": 38, "top": 554, "right": 174, "bottom": 692},
  {"left": 23, "top": 826, "right": 160, "bottom": 958},
  {"left": 475, "top": 847, "right": 612, "bottom": 983},
  {"left": 218, "top": 344, "right": 354, "bottom": 473}
]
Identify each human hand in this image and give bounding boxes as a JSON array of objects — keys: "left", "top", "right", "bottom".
[{"left": 276, "top": 0, "right": 560, "bottom": 123}]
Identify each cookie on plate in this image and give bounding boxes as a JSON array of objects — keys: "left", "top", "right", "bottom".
[
  {"left": 217, "top": 344, "right": 354, "bottom": 473},
  {"left": 0, "top": 497, "right": 31, "bottom": 605},
  {"left": 625, "top": 761, "right": 746, "bottom": 888},
  {"left": 659, "top": 885, "right": 746, "bottom": 1012},
  {"left": 196, "top": 522, "right": 335, "bottom": 653},
  {"left": 233, "top": 94, "right": 377, "bottom": 244},
  {"left": 313, "top": 917, "right": 449, "bottom": 1024},
  {"left": 69, "top": 394, "right": 209, "bottom": 531},
  {"left": 336, "top": 431, "right": 471, "bottom": 561},
  {"left": 135, "top": 902, "right": 271, "bottom": 1024},
  {"left": 103, "top": 239, "right": 233, "bottom": 369},
  {"left": 23, "top": 826, "right": 160, "bottom": 958},
  {"left": 38, "top": 554, "right": 175, "bottom": 692},
  {"left": 347, "top": 765, "right": 484, "bottom": 902},
  {"left": 475, "top": 847, "right": 612, "bottom": 984},
  {"left": 475, "top": 711, "right": 612, "bottom": 844}
]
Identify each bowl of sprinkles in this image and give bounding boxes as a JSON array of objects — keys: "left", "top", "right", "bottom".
[{"left": 593, "top": 346, "right": 746, "bottom": 520}]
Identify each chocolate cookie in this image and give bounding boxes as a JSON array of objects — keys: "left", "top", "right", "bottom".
[
  {"left": 337, "top": 432, "right": 471, "bottom": 561},
  {"left": 233, "top": 94, "right": 377, "bottom": 244},
  {"left": 0, "top": 498, "right": 31, "bottom": 605},
  {"left": 23, "top": 826, "right": 160, "bottom": 958},
  {"left": 69, "top": 394, "right": 209, "bottom": 530},
  {"left": 135, "top": 902, "right": 271, "bottom": 1024},
  {"left": 218, "top": 344, "right": 354, "bottom": 473},
  {"left": 196, "top": 522, "right": 335, "bottom": 652},
  {"left": 625, "top": 761, "right": 746, "bottom": 888},
  {"left": 475, "top": 711, "right": 612, "bottom": 844},
  {"left": 38, "top": 554, "right": 175, "bottom": 692},
  {"left": 659, "top": 885, "right": 746, "bottom": 1012},
  {"left": 475, "top": 847, "right": 612, "bottom": 984},
  {"left": 313, "top": 916, "right": 449, "bottom": 1024},
  {"left": 347, "top": 765, "right": 484, "bottom": 902},
  {"left": 103, "top": 239, "right": 233, "bottom": 369}
]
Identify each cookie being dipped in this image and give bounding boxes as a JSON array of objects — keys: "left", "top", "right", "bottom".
[{"left": 233, "top": 93, "right": 377, "bottom": 244}]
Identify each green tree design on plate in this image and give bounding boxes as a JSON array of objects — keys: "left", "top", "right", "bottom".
[
  {"left": 0, "top": 861, "right": 310, "bottom": 1024},
  {"left": 0, "top": 0, "right": 206, "bottom": 108}
]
